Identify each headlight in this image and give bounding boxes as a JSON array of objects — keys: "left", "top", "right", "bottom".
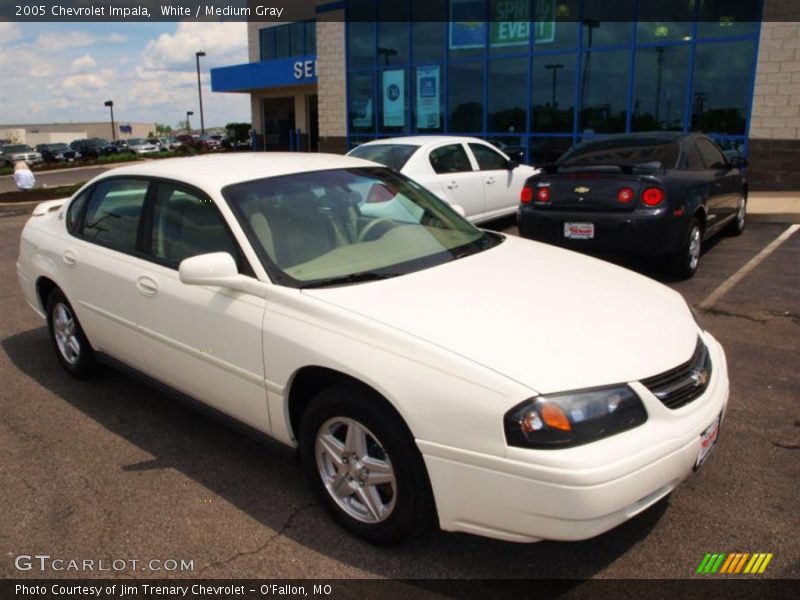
[{"left": 504, "top": 385, "right": 647, "bottom": 449}]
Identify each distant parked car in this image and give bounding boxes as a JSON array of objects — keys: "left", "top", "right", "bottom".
[
  {"left": 110, "top": 140, "right": 131, "bottom": 153},
  {"left": 197, "top": 134, "right": 222, "bottom": 151},
  {"left": 1, "top": 144, "right": 43, "bottom": 167},
  {"left": 157, "top": 136, "right": 182, "bottom": 150},
  {"left": 517, "top": 132, "right": 748, "bottom": 279},
  {"left": 36, "top": 143, "right": 80, "bottom": 163},
  {"left": 126, "top": 138, "right": 160, "bottom": 155},
  {"left": 348, "top": 136, "right": 540, "bottom": 224},
  {"left": 70, "top": 138, "right": 116, "bottom": 158}
]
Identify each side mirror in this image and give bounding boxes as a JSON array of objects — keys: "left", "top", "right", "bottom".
[
  {"left": 506, "top": 158, "right": 520, "bottom": 170},
  {"left": 729, "top": 156, "right": 748, "bottom": 170},
  {"left": 179, "top": 252, "right": 266, "bottom": 296}
]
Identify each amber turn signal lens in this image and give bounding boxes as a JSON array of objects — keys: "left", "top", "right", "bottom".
[{"left": 541, "top": 403, "right": 572, "bottom": 431}]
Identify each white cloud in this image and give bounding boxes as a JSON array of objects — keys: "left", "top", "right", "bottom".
[
  {"left": 71, "top": 54, "right": 97, "bottom": 72},
  {"left": 142, "top": 22, "right": 247, "bottom": 70},
  {"left": 106, "top": 33, "right": 127, "bottom": 43},
  {"left": 35, "top": 31, "right": 95, "bottom": 51},
  {"left": 0, "top": 22, "right": 23, "bottom": 44}
]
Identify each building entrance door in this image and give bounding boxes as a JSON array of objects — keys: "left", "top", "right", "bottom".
[
  {"left": 307, "top": 94, "right": 319, "bottom": 152},
  {"left": 262, "top": 97, "right": 295, "bottom": 151}
]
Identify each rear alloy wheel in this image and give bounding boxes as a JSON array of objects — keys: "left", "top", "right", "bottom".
[
  {"left": 667, "top": 218, "right": 702, "bottom": 279},
  {"left": 724, "top": 197, "right": 747, "bottom": 236},
  {"left": 46, "top": 289, "right": 96, "bottom": 378},
  {"left": 299, "top": 384, "right": 436, "bottom": 545}
]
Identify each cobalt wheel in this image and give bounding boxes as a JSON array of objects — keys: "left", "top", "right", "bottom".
[
  {"left": 46, "top": 289, "right": 95, "bottom": 378},
  {"left": 667, "top": 218, "right": 702, "bottom": 280},
  {"left": 725, "top": 197, "right": 747, "bottom": 236},
  {"left": 299, "top": 384, "right": 436, "bottom": 545}
]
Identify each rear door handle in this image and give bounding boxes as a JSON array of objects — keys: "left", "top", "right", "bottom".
[
  {"left": 62, "top": 250, "right": 77, "bottom": 267},
  {"left": 446, "top": 181, "right": 459, "bottom": 190},
  {"left": 486, "top": 177, "right": 496, "bottom": 185},
  {"left": 136, "top": 276, "right": 159, "bottom": 296}
]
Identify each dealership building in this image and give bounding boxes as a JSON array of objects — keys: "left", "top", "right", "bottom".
[{"left": 211, "top": 0, "right": 800, "bottom": 190}]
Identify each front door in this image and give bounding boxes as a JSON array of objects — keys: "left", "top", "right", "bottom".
[
  {"left": 134, "top": 181, "right": 270, "bottom": 432},
  {"left": 263, "top": 97, "right": 295, "bottom": 151}
]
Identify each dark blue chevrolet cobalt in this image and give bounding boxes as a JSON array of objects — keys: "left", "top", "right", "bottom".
[{"left": 517, "top": 133, "right": 747, "bottom": 279}]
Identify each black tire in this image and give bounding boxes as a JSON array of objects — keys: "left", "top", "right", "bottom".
[
  {"left": 299, "top": 383, "right": 436, "bottom": 545},
  {"left": 666, "top": 217, "right": 702, "bottom": 280},
  {"left": 724, "top": 196, "right": 747, "bottom": 236},
  {"left": 45, "top": 289, "right": 96, "bottom": 378}
]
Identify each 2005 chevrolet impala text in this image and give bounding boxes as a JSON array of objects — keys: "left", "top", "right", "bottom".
[{"left": 16, "top": 153, "right": 728, "bottom": 545}]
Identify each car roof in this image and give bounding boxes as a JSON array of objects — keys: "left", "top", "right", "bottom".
[
  {"left": 354, "top": 135, "right": 492, "bottom": 149},
  {"left": 93, "top": 152, "right": 380, "bottom": 191}
]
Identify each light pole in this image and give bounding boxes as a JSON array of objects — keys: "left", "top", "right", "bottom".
[
  {"left": 545, "top": 63, "right": 564, "bottom": 111},
  {"left": 186, "top": 111, "right": 194, "bottom": 134},
  {"left": 104, "top": 100, "right": 115, "bottom": 140},
  {"left": 195, "top": 51, "right": 206, "bottom": 135}
]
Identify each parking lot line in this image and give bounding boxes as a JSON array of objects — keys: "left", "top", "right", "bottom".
[{"left": 698, "top": 224, "right": 800, "bottom": 311}]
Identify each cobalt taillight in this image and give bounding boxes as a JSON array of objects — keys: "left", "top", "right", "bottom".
[
  {"left": 617, "top": 187, "right": 634, "bottom": 203},
  {"left": 537, "top": 187, "right": 551, "bottom": 202},
  {"left": 642, "top": 187, "right": 665, "bottom": 206},
  {"left": 520, "top": 186, "right": 533, "bottom": 204}
]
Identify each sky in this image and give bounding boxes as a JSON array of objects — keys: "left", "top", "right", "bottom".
[{"left": 0, "top": 21, "right": 251, "bottom": 129}]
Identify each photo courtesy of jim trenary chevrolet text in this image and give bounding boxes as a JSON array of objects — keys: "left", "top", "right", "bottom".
[{"left": 1, "top": 0, "right": 798, "bottom": 598}]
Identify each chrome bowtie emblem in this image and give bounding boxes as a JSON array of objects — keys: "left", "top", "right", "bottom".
[
  {"left": 574, "top": 186, "right": 590, "bottom": 194},
  {"left": 690, "top": 369, "right": 708, "bottom": 388}
]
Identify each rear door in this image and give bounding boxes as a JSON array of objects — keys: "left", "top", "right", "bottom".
[
  {"left": 467, "top": 142, "right": 522, "bottom": 218},
  {"left": 66, "top": 177, "right": 149, "bottom": 370},
  {"left": 425, "top": 143, "right": 485, "bottom": 220}
]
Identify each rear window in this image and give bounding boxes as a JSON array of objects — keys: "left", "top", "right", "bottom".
[
  {"left": 558, "top": 137, "right": 680, "bottom": 170},
  {"left": 348, "top": 144, "right": 417, "bottom": 171}
]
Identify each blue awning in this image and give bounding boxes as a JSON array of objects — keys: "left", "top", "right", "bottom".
[{"left": 211, "top": 55, "right": 318, "bottom": 93}]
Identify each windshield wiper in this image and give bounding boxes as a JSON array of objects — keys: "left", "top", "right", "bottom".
[{"left": 300, "top": 271, "right": 400, "bottom": 289}]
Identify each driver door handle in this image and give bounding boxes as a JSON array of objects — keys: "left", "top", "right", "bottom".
[
  {"left": 446, "top": 181, "right": 459, "bottom": 190},
  {"left": 136, "top": 276, "right": 159, "bottom": 297}
]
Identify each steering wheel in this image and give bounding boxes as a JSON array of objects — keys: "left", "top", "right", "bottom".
[{"left": 357, "top": 218, "right": 396, "bottom": 242}]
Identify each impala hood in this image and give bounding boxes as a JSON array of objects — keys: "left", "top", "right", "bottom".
[{"left": 303, "top": 235, "right": 699, "bottom": 394}]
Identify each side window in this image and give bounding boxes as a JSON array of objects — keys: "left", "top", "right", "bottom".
[
  {"left": 429, "top": 144, "right": 473, "bottom": 174},
  {"left": 469, "top": 143, "right": 508, "bottom": 171},
  {"left": 80, "top": 179, "right": 148, "bottom": 253},
  {"left": 697, "top": 139, "right": 728, "bottom": 170},
  {"left": 149, "top": 183, "right": 240, "bottom": 270},
  {"left": 66, "top": 189, "right": 90, "bottom": 234},
  {"left": 685, "top": 143, "right": 705, "bottom": 171}
]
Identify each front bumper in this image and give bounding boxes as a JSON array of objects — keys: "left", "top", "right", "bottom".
[
  {"left": 517, "top": 205, "right": 684, "bottom": 257},
  {"left": 420, "top": 332, "right": 729, "bottom": 543}
]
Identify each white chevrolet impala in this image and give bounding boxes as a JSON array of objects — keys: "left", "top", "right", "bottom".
[{"left": 17, "top": 153, "right": 728, "bottom": 545}]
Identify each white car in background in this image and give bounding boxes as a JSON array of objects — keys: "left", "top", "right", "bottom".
[
  {"left": 126, "top": 138, "right": 160, "bottom": 155},
  {"left": 17, "top": 153, "right": 728, "bottom": 546},
  {"left": 348, "top": 136, "right": 540, "bottom": 224}
]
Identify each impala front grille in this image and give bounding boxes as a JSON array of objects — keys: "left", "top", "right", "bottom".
[{"left": 641, "top": 338, "right": 712, "bottom": 410}]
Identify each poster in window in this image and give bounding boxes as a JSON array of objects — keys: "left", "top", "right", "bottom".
[
  {"left": 416, "top": 66, "right": 441, "bottom": 130},
  {"left": 449, "top": 0, "right": 487, "bottom": 50},
  {"left": 382, "top": 69, "right": 405, "bottom": 128}
]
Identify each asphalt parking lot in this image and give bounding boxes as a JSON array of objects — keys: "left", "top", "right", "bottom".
[{"left": 1, "top": 206, "right": 798, "bottom": 581}]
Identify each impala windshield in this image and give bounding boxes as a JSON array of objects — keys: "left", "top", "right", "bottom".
[{"left": 223, "top": 167, "right": 501, "bottom": 288}]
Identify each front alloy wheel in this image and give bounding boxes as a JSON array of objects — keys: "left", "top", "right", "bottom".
[
  {"left": 315, "top": 417, "right": 397, "bottom": 524},
  {"left": 300, "top": 384, "right": 436, "bottom": 545}
]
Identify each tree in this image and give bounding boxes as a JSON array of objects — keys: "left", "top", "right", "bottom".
[{"left": 155, "top": 123, "right": 173, "bottom": 134}]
